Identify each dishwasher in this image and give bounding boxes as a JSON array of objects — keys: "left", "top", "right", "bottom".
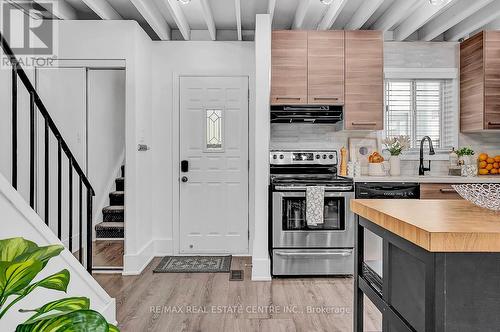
[{"left": 355, "top": 182, "right": 420, "bottom": 292}]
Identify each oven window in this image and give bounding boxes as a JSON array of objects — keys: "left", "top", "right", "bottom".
[{"left": 282, "top": 197, "right": 345, "bottom": 231}]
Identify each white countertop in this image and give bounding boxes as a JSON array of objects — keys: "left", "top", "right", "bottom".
[{"left": 351, "top": 175, "right": 500, "bottom": 183}]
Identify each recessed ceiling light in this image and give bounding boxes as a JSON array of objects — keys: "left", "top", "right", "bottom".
[
  {"left": 178, "top": 0, "right": 191, "bottom": 4},
  {"left": 320, "top": 0, "right": 334, "bottom": 5}
]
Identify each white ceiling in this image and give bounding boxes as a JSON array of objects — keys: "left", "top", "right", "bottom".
[{"left": 20, "top": 0, "right": 500, "bottom": 41}]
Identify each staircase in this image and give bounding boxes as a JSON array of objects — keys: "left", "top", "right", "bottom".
[{"left": 95, "top": 165, "right": 125, "bottom": 239}]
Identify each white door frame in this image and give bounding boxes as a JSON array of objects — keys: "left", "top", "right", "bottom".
[{"left": 172, "top": 74, "right": 250, "bottom": 255}]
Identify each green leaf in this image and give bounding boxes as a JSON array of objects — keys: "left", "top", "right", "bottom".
[
  {"left": 20, "top": 269, "right": 70, "bottom": 296},
  {"left": 108, "top": 324, "right": 120, "bottom": 332},
  {"left": 16, "top": 309, "right": 110, "bottom": 332},
  {"left": 15, "top": 244, "right": 64, "bottom": 268},
  {"left": 0, "top": 259, "right": 43, "bottom": 299},
  {"left": 0, "top": 237, "right": 64, "bottom": 268},
  {"left": 20, "top": 297, "right": 90, "bottom": 324},
  {"left": 0, "top": 238, "right": 37, "bottom": 262}
]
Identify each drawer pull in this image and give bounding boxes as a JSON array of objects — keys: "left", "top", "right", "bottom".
[
  {"left": 314, "top": 97, "right": 339, "bottom": 100},
  {"left": 351, "top": 122, "right": 377, "bottom": 126},
  {"left": 275, "top": 97, "right": 302, "bottom": 100},
  {"left": 488, "top": 122, "right": 500, "bottom": 126},
  {"left": 440, "top": 188, "right": 456, "bottom": 193}
]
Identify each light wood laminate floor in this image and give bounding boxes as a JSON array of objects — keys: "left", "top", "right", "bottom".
[{"left": 95, "top": 257, "right": 382, "bottom": 332}]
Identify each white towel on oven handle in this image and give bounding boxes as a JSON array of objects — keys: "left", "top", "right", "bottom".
[{"left": 306, "top": 186, "right": 325, "bottom": 226}]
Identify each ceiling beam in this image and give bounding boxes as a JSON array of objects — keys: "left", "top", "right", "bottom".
[
  {"left": 165, "top": 0, "right": 191, "bottom": 40},
  {"left": 235, "top": 0, "right": 242, "bottom": 41},
  {"left": 199, "top": 0, "right": 216, "bottom": 41},
  {"left": 35, "top": 0, "right": 77, "bottom": 20},
  {"left": 419, "top": 0, "right": 493, "bottom": 41},
  {"left": 445, "top": 0, "right": 500, "bottom": 41},
  {"left": 81, "top": 0, "right": 121, "bottom": 20},
  {"left": 345, "top": 0, "right": 385, "bottom": 30},
  {"left": 393, "top": 0, "right": 458, "bottom": 41},
  {"left": 317, "top": 0, "right": 348, "bottom": 30},
  {"left": 268, "top": 0, "right": 276, "bottom": 24},
  {"left": 292, "top": 0, "right": 312, "bottom": 29},
  {"left": 129, "top": 0, "right": 171, "bottom": 40},
  {"left": 372, "top": 0, "right": 419, "bottom": 31}
]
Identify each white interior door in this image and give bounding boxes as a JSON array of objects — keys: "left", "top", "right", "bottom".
[{"left": 180, "top": 76, "right": 249, "bottom": 254}]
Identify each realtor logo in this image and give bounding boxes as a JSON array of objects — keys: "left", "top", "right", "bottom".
[{"left": 1, "top": 1, "right": 54, "bottom": 55}]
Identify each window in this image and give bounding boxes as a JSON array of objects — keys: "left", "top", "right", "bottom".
[
  {"left": 205, "top": 109, "right": 223, "bottom": 151},
  {"left": 384, "top": 79, "right": 456, "bottom": 153}
]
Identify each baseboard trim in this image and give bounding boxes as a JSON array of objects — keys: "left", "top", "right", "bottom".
[
  {"left": 251, "top": 257, "right": 271, "bottom": 281},
  {"left": 98, "top": 298, "right": 117, "bottom": 325},
  {"left": 122, "top": 239, "right": 155, "bottom": 275}
]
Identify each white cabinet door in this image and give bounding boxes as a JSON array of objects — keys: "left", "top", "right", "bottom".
[{"left": 180, "top": 77, "right": 249, "bottom": 254}]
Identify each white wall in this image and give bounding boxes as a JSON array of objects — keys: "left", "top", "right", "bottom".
[
  {"left": 252, "top": 14, "right": 272, "bottom": 281},
  {"left": 0, "top": 172, "right": 115, "bottom": 331},
  {"left": 150, "top": 41, "right": 256, "bottom": 257}
]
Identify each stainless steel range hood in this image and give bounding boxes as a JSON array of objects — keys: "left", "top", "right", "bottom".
[{"left": 270, "top": 105, "right": 343, "bottom": 124}]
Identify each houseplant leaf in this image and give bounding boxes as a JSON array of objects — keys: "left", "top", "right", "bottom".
[
  {"left": 108, "top": 324, "right": 119, "bottom": 332},
  {"left": 15, "top": 309, "right": 110, "bottom": 332},
  {"left": 20, "top": 269, "right": 70, "bottom": 296},
  {"left": 20, "top": 297, "right": 90, "bottom": 324},
  {"left": 0, "top": 238, "right": 37, "bottom": 262},
  {"left": 0, "top": 259, "right": 43, "bottom": 300},
  {"left": 15, "top": 244, "right": 64, "bottom": 268}
]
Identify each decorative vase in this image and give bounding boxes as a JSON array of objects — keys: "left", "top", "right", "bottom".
[{"left": 389, "top": 155, "right": 401, "bottom": 176}]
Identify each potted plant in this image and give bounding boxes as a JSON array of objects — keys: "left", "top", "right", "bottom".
[
  {"left": 456, "top": 147, "right": 475, "bottom": 165},
  {"left": 382, "top": 136, "right": 411, "bottom": 176},
  {"left": 0, "top": 237, "right": 119, "bottom": 331}
]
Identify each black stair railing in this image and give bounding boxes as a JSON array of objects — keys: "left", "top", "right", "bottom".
[{"left": 0, "top": 31, "right": 94, "bottom": 273}]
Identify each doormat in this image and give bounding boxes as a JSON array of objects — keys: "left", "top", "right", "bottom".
[{"left": 153, "top": 256, "right": 232, "bottom": 273}]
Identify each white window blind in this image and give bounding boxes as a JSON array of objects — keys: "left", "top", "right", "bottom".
[{"left": 384, "top": 79, "right": 455, "bottom": 151}]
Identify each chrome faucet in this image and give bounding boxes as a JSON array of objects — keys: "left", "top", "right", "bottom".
[{"left": 419, "top": 136, "right": 435, "bottom": 176}]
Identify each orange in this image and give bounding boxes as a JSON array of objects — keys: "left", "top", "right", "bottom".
[
  {"left": 491, "top": 168, "right": 499, "bottom": 175},
  {"left": 479, "top": 153, "right": 489, "bottom": 161},
  {"left": 487, "top": 158, "right": 495, "bottom": 164},
  {"left": 479, "top": 161, "right": 487, "bottom": 168},
  {"left": 486, "top": 164, "right": 494, "bottom": 170},
  {"left": 495, "top": 156, "right": 500, "bottom": 162},
  {"left": 494, "top": 162, "right": 500, "bottom": 169},
  {"left": 479, "top": 169, "right": 489, "bottom": 175}
]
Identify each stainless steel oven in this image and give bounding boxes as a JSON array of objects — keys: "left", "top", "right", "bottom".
[
  {"left": 272, "top": 189, "right": 354, "bottom": 248},
  {"left": 269, "top": 150, "right": 355, "bottom": 276}
]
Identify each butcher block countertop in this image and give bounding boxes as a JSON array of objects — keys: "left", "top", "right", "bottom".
[{"left": 351, "top": 199, "right": 500, "bottom": 252}]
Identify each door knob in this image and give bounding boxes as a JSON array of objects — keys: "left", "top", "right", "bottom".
[{"left": 181, "top": 176, "right": 188, "bottom": 183}]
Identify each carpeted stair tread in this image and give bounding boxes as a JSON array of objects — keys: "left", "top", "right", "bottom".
[
  {"left": 95, "top": 222, "right": 124, "bottom": 238},
  {"left": 103, "top": 205, "right": 124, "bottom": 222},
  {"left": 115, "top": 177, "right": 124, "bottom": 191},
  {"left": 109, "top": 191, "right": 124, "bottom": 205}
]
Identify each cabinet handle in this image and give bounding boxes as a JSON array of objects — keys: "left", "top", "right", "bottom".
[
  {"left": 314, "top": 97, "right": 339, "bottom": 100},
  {"left": 351, "top": 121, "right": 377, "bottom": 126},
  {"left": 440, "top": 188, "right": 456, "bottom": 193},
  {"left": 275, "top": 97, "right": 302, "bottom": 100},
  {"left": 488, "top": 122, "right": 500, "bottom": 126}
]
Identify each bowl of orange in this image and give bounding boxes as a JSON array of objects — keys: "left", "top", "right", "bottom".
[{"left": 478, "top": 153, "right": 500, "bottom": 175}]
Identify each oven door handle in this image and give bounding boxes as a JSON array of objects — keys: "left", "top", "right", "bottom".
[
  {"left": 274, "top": 185, "right": 353, "bottom": 191},
  {"left": 274, "top": 250, "right": 352, "bottom": 257}
]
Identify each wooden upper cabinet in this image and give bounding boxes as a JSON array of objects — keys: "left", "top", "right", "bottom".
[
  {"left": 271, "top": 30, "right": 308, "bottom": 105},
  {"left": 307, "top": 31, "right": 344, "bottom": 105},
  {"left": 461, "top": 31, "right": 500, "bottom": 132},
  {"left": 344, "top": 30, "right": 384, "bottom": 130}
]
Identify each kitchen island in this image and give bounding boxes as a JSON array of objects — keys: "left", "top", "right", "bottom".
[{"left": 351, "top": 199, "right": 500, "bottom": 332}]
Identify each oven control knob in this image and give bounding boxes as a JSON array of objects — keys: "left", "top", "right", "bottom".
[
  {"left": 279, "top": 154, "right": 284, "bottom": 160},
  {"left": 316, "top": 154, "right": 320, "bottom": 159},
  {"left": 329, "top": 155, "right": 334, "bottom": 159},
  {"left": 322, "top": 154, "right": 327, "bottom": 159},
  {"left": 273, "top": 154, "right": 277, "bottom": 160}
]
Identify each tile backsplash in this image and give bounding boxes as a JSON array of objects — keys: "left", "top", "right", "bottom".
[{"left": 270, "top": 123, "right": 500, "bottom": 176}]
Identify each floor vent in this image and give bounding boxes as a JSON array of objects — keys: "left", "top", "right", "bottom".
[{"left": 229, "top": 270, "right": 244, "bottom": 281}]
